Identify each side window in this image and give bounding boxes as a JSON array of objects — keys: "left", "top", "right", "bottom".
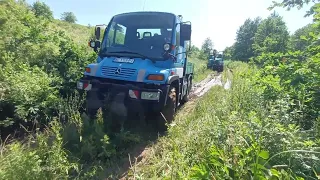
[
  {"left": 175, "top": 22, "right": 184, "bottom": 61},
  {"left": 106, "top": 22, "right": 115, "bottom": 47},
  {"left": 115, "top": 24, "right": 126, "bottom": 44},
  {"left": 106, "top": 22, "right": 126, "bottom": 47},
  {"left": 176, "top": 23, "right": 180, "bottom": 47}
]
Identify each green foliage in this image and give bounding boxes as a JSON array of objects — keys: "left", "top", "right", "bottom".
[
  {"left": 289, "top": 24, "right": 315, "bottom": 51},
  {"left": 269, "top": 0, "right": 320, "bottom": 16},
  {"left": 129, "top": 62, "right": 320, "bottom": 179},
  {"left": 1, "top": 0, "right": 319, "bottom": 179},
  {"left": 201, "top": 37, "right": 213, "bottom": 56},
  {"left": 253, "top": 12, "right": 289, "bottom": 55},
  {"left": 0, "top": 0, "right": 95, "bottom": 126},
  {"left": 233, "top": 17, "right": 261, "bottom": 61},
  {"left": 223, "top": 45, "right": 234, "bottom": 61},
  {"left": 188, "top": 56, "right": 212, "bottom": 82},
  {"left": 0, "top": 120, "right": 78, "bottom": 180},
  {"left": 31, "top": 1, "right": 53, "bottom": 20},
  {"left": 187, "top": 44, "right": 201, "bottom": 57},
  {"left": 127, "top": 1, "right": 320, "bottom": 179},
  {"left": 61, "top": 12, "right": 77, "bottom": 23}
]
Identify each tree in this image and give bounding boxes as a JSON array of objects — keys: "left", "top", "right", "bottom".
[
  {"left": 223, "top": 45, "right": 235, "bottom": 60},
  {"left": 201, "top": 37, "right": 214, "bottom": 55},
  {"left": 233, "top": 17, "right": 261, "bottom": 61},
  {"left": 187, "top": 44, "right": 200, "bottom": 56},
  {"left": 253, "top": 12, "right": 289, "bottom": 55},
  {"left": 289, "top": 23, "right": 314, "bottom": 51},
  {"left": 31, "top": 1, "right": 53, "bottom": 20},
  {"left": 268, "top": 0, "right": 320, "bottom": 15},
  {"left": 61, "top": 12, "right": 77, "bottom": 23}
]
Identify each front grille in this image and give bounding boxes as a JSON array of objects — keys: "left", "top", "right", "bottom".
[{"left": 101, "top": 66, "right": 136, "bottom": 79}]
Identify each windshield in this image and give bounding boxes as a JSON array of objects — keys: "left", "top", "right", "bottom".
[
  {"left": 216, "top": 54, "right": 223, "bottom": 58},
  {"left": 100, "top": 13, "right": 175, "bottom": 60}
]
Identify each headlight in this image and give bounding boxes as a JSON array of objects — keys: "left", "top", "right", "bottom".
[{"left": 163, "top": 43, "right": 170, "bottom": 51}]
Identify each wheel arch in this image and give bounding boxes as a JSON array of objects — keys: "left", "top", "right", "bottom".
[{"left": 164, "top": 75, "right": 180, "bottom": 106}]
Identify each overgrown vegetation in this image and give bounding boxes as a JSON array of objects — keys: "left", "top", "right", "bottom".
[
  {"left": 127, "top": 1, "right": 320, "bottom": 179},
  {"left": 0, "top": 0, "right": 319, "bottom": 179},
  {"left": 0, "top": 0, "right": 95, "bottom": 129},
  {"left": 0, "top": 0, "right": 211, "bottom": 179},
  {"left": 128, "top": 61, "right": 320, "bottom": 179}
]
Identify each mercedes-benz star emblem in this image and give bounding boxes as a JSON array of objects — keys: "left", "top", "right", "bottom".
[{"left": 115, "top": 68, "right": 121, "bottom": 74}]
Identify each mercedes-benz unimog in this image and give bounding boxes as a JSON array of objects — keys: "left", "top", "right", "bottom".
[
  {"left": 207, "top": 50, "right": 224, "bottom": 72},
  {"left": 77, "top": 12, "right": 194, "bottom": 131}
]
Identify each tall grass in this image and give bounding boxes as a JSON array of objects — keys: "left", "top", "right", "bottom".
[
  {"left": 0, "top": 57, "right": 213, "bottom": 180},
  {"left": 127, "top": 61, "right": 320, "bottom": 179},
  {"left": 0, "top": 120, "right": 78, "bottom": 180},
  {"left": 188, "top": 56, "right": 212, "bottom": 83}
]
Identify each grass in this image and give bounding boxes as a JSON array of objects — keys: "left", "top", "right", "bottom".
[
  {"left": 125, "top": 61, "right": 320, "bottom": 179},
  {"left": 0, "top": 55, "right": 214, "bottom": 180},
  {"left": 52, "top": 20, "right": 94, "bottom": 46},
  {"left": 188, "top": 56, "right": 212, "bottom": 83},
  {"left": 1, "top": 59, "right": 318, "bottom": 179}
]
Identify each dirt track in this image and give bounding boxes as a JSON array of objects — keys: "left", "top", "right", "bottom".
[{"left": 112, "top": 72, "right": 229, "bottom": 180}]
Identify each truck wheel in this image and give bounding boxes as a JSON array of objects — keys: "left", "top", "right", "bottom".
[
  {"left": 157, "top": 86, "right": 176, "bottom": 132},
  {"left": 181, "top": 78, "right": 192, "bottom": 104},
  {"left": 218, "top": 66, "right": 222, "bottom": 72},
  {"left": 86, "top": 103, "right": 99, "bottom": 119}
]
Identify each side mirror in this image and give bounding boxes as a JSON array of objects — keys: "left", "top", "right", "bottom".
[
  {"left": 95, "top": 27, "right": 101, "bottom": 40},
  {"left": 181, "top": 24, "right": 191, "bottom": 41}
]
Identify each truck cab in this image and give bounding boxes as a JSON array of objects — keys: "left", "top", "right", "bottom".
[
  {"left": 77, "top": 11, "right": 194, "bottom": 131},
  {"left": 207, "top": 51, "right": 224, "bottom": 72}
]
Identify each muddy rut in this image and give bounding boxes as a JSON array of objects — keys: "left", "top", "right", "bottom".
[{"left": 109, "top": 72, "right": 229, "bottom": 180}]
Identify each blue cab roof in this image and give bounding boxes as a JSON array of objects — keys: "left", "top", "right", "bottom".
[{"left": 113, "top": 11, "right": 176, "bottom": 18}]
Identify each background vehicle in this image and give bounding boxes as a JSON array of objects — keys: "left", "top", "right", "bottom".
[
  {"left": 207, "top": 51, "right": 224, "bottom": 72},
  {"left": 77, "top": 11, "right": 194, "bottom": 131}
]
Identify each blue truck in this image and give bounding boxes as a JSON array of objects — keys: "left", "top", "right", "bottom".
[
  {"left": 207, "top": 51, "right": 224, "bottom": 72},
  {"left": 77, "top": 11, "right": 194, "bottom": 131}
]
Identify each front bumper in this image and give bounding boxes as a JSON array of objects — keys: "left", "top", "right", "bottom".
[{"left": 77, "top": 77, "right": 169, "bottom": 112}]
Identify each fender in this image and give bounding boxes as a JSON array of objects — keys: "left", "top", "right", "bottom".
[
  {"left": 167, "top": 75, "right": 180, "bottom": 84},
  {"left": 164, "top": 75, "right": 180, "bottom": 106}
]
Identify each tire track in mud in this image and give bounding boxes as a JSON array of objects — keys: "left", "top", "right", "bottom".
[{"left": 110, "top": 72, "right": 230, "bottom": 180}]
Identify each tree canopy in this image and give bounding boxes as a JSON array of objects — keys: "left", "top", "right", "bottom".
[
  {"left": 61, "top": 12, "right": 77, "bottom": 23},
  {"left": 201, "top": 37, "right": 214, "bottom": 55},
  {"left": 31, "top": 1, "right": 53, "bottom": 20},
  {"left": 233, "top": 17, "right": 261, "bottom": 61}
]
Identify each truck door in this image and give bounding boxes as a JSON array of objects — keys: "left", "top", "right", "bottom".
[
  {"left": 173, "top": 22, "right": 184, "bottom": 77},
  {"left": 173, "top": 21, "right": 189, "bottom": 100}
]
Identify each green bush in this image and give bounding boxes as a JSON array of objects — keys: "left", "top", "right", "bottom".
[
  {"left": 0, "top": 0, "right": 95, "bottom": 126},
  {"left": 128, "top": 62, "right": 320, "bottom": 179},
  {"left": 0, "top": 120, "right": 78, "bottom": 180}
]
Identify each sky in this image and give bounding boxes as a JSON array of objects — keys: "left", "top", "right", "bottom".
[{"left": 26, "top": 0, "right": 314, "bottom": 51}]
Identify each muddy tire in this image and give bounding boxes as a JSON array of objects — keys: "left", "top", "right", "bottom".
[
  {"left": 181, "top": 78, "right": 192, "bottom": 104},
  {"left": 157, "top": 86, "right": 177, "bottom": 132},
  {"left": 86, "top": 104, "right": 99, "bottom": 119}
]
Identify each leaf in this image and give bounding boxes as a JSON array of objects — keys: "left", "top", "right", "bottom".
[
  {"left": 258, "top": 150, "right": 269, "bottom": 160},
  {"left": 270, "top": 168, "right": 280, "bottom": 177}
]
